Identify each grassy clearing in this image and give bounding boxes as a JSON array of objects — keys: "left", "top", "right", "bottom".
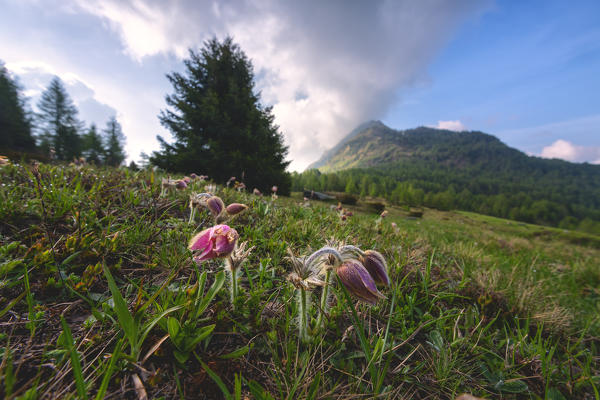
[{"left": 0, "top": 162, "right": 598, "bottom": 399}]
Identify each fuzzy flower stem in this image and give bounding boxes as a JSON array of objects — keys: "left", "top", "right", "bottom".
[
  {"left": 188, "top": 206, "right": 196, "bottom": 224},
  {"left": 298, "top": 288, "right": 310, "bottom": 343},
  {"left": 339, "top": 245, "right": 365, "bottom": 258},
  {"left": 226, "top": 256, "right": 238, "bottom": 308},
  {"left": 315, "top": 268, "right": 332, "bottom": 332},
  {"left": 305, "top": 247, "right": 342, "bottom": 270}
]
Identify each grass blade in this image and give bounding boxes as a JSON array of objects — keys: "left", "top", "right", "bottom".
[{"left": 60, "top": 316, "right": 87, "bottom": 399}]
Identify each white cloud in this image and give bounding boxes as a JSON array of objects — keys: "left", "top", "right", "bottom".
[
  {"left": 5, "top": 61, "right": 117, "bottom": 131},
  {"left": 65, "top": 0, "right": 488, "bottom": 170},
  {"left": 540, "top": 139, "right": 600, "bottom": 163},
  {"left": 434, "top": 120, "right": 467, "bottom": 131}
]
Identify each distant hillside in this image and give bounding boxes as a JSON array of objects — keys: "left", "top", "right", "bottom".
[
  {"left": 309, "top": 121, "right": 572, "bottom": 174},
  {"left": 294, "top": 121, "right": 600, "bottom": 234}
]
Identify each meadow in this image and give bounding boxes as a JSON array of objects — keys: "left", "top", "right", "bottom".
[{"left": 0, "top": 162, "right": 598, "bottom": 399}]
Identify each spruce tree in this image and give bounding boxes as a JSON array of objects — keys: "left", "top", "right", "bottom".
[
  {"left": 151, "top": 37, "right": 291, "bottom": 194},
  {"left": 82, "top": 124, "right": 104, "bottom": 164},
  {"left": 36, "top": 77, "right": 83, "bottom": 160},
  {"left": 0, "top": 62, "right": 36, "bottom": 153},
  {"left": 103, "top": 116, "right": 126, "bottom": 166}
]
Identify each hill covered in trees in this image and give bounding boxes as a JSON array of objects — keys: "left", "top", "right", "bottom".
[{"left": 295, "top": 121, "right": 600, "bottom": 234}]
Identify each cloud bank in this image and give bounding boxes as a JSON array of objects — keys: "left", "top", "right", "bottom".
[
  {"left": 7, "top": 61, "right": 117, "bottom": 130},
  {"left": 434, "top": 120, "right": 467, "bottom": 131},
  {"left": 541, "top": 139, "right": 600, "bottom": 164},
  {"left": 66, "top": 0, "right": 487, "bottom": 170}
]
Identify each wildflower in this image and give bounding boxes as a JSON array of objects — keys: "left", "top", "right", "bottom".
[
  {"left": 161, "top": 178, "right": 178, "bottom": 195},
  {"left": 205, "top": 183, "right": 216, "bottom": 193},
  {"left": 182, "top": 176, "right": 191, "bottom": 184},
  {"left": 253, "top": 188, "right": 262, "bottom": 196},
  {"left": 190, "top": 173, "right": 199, "bottom": 179},
  {"left": 188, "top": 193, "right": 248, "bottom": 224},
  {"left": 226, "top": 176, "right": 236, "bottom": 187},
  {"left": 336, "top": 260, "right": 385, "bottom": 305},
  {"left": 224, "top": 241, "right": 254, "bottom": 305},
  {"left": 271, "top": 185, "right": 278, "bottom": 193},
  {"left": 286, "top": 247, "right": 341, "bottom": 342},
  {"left": 176, "top": 180, "right": 187, "bottom": 190},
  {"left": 380, "top": 210, "right": 388, "bottom": 218},
  {"left": 206, "top": 196, "right": 225, "bottom": 218},
  {"left": 188, "top": 225, "right": 239, "bottom": 262},
  {"left": 0, "top": 156, "right": 10, "bottom": 166},
  {"left": 235, "top": 182, "right": 246, "bottom": 192},
  {"left": 286, "top": 248, "right": 330, "bottom": 290},
  {"left": 360, "top": 250, "right": 390, "bottom": 286},
  {"left": 226, "top": 203, "right": 248, "bottom": 216}
]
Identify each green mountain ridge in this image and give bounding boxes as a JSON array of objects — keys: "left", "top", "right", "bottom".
[
  {"left": 294, "top": 121, "right": 600, "bottom": 234},
  {"left": 309, "top": 121, "right": 597, "bottom": 174}
]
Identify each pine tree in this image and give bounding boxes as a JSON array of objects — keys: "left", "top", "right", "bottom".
[
  {"left": 103, "top": 116, "right": 126, "bottom": 166},
  {"left": 36, "top": 77, "right": 83, "bottom": 160},
  {"left": 150, "top": 37, "right": 291, "bottom": 194},
  {"left": 82, "top": 124, "right": 104, "bottom": 164},
  {"left": 0, "top": 62, "right": 36, "bottom": 153}
]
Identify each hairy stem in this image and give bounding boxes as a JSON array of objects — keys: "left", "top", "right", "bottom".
[
  {"left": 226, "top": 257, "right": 238, "bottom": 308},
  {"left": 298, "top": 288, "right": 310, "bottom": 343},
  {"left": 315, "top": 269, "right": 332, "bottom": 332}
]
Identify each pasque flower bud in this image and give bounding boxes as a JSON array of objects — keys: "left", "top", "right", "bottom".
[
  {"left": 361, "top": 250, "right": 390, "bottom": 286},
  {"left": 336, "top": 260, "right": 385, "bottom": 305},
  {"left": 226, "top": 203, "right": 248, "bottom": 216},
  {"left": 206, "top": 196, "right": 225, "bottom": 217}
]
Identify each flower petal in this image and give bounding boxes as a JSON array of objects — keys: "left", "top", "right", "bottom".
[{"left": 188, "top": 227, "right": 213, "bottom": 251}]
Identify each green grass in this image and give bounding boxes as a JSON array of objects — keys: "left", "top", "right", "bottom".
[{"left": 0, "top": 161, "right": 598, "bottom": 399}]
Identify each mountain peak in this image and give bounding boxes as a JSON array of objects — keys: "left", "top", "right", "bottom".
[{"left": 307, "top": 121, "right": 518, "bottom": 173}]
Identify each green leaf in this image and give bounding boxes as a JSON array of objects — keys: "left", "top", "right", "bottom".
[
  {"left": 195, "top": 270, "right": 225, "bottom": 319},
  {"left": 60, "top": 316, "right": 87, "bottom": 399},
  {"left": 547, "top": 387, "right": 567, "bottom": 400},
  {"left": 198, "top": 358, "right": 232, "bottom": 400},
  {"left": 495, "top": 379, "right": 528, "bottom": 393},
  {"left": 187, "top": 324, "right": 215, "bottom": 349},
  {"left": 174, "top": 350, "right": 189, "bottom": 365},
  {"left": 247, "top": 380, "right": 275, "bottom": 400},
  {"left": 103, "top": 265, "right": 137, "bottom": 349},
  {"left": 167, "top": 317, "right": 181, "bottom": 342},
  {"left": 218, "top": 345, "right": 249, "bottom": 360},
  {"left": 95, "top": 338, "right": 123, "bottom": 400},
  {"left": 427, "top": 330, "right": 444, "bottom": 352}
]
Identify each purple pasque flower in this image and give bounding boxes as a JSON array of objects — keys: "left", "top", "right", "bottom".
[
  {"left": 360, "top": 250, "right": 390, "bottom": 287},
  {"left": 226, "top": 203, "right": 248, "bottom": 216},
  {"left": 206, "top": 196, "right": 225, "bottom": 218},
  {"left": 336, "top": 260, "right": 385, "bottom": 305},
  {"left": 188, "top": 225, "right": 239, "bottom": 261}
]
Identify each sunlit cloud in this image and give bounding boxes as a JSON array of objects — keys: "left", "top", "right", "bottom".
[
  {"left": 66, "top": 0, "right": 488, "bottom": 170},
  {"left": 540, "top": 139, "right": 600, "bottom": 164},
  {"left": 433, "top": 120, "right": 467, "bottom": 131}
]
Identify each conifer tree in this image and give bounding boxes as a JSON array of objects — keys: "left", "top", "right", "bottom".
[
  {"left": 82, "top": 124, "right": 104, "bottom": 164},
  {"left": 151, "top": 37, "right": 291, "bottom": 194},
  {"left": 0, "top": 62, "right": 36, "bottom": 153},
  {"left": 36, "top": 77, "right": 82, "bottom": 160},
  {"left": 103, "top": 116, "right": 126, "bottom": 166}
]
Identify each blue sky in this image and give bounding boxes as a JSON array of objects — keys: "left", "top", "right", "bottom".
[
  {"left": 384, "top": 0, "right": 600, "bottom": 163},
  {"left": 1, "top": 0, "right": 599, "bottom": 169}
]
